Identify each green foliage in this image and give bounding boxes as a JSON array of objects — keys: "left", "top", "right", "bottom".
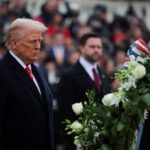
[{"left": 64, "top": 58, "right": 150, "bottom": 150}]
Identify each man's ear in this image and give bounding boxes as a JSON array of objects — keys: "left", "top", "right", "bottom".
[
  {"left": 79, "top": 45, "right": 83, "bottom": 53},
  {"left": 10, "top": 39, "right": 17, "bottom": 49}
]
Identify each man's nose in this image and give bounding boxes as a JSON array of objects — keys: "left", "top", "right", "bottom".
[
  {"left": 35, "top": 41, "right": 41, "bottom": 49},
  {"left": 94, "top": 47, "right": 101, "bottom": 52}
]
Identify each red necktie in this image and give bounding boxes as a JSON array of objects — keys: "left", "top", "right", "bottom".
[
  {"left": 25, "top": 66, "right": 34, "bottom": 80},
  {"left": 92, "top": 68, "right": 102, "bottom": 91},
  {"left": 25, "top": 66, "right": 41, "bottom": 94}
]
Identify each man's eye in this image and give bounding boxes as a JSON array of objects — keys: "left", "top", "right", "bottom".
[
  {"left": 90, "top": 46, "right": 96, "bottom": 48},
  {"left": 28, "top": 40, "right": 41, "bottom": 44},
  {"left": 28, "top": 40, "right": 36, "bottom": 44}
]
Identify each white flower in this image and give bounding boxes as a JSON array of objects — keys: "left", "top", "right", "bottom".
[
  {"left": 115, "top": 90, "right": 127, "bottom": 103},
  {"left": 72, "top": 102, "right": 83, "bottom": 115},
  {"left": 128, "top": 77, "right": 136, "bottom": 88},
  {"left": 94, "top": 132, "right": 100, "bottom": 138},
  {"left": 124, "top": 60, "right": 138, "bottom": 68},
  {"left": 121, "top": 82, "right": 132, "bottom": 91},
  {"left": 71, "top": 121, "right": 83, "bottom": 133},
  {"left": 121, "top": 77, "right": 136, "bottom": 91},
  {"left": 102, "top": 93, "right": 120, "bottom": 106},
  {"left": 132, "top": 64, "right": 146, "bottom": 79},
  {"left": 144, "top": 109, "right": 148, "bottom": 119},
  {"left": 129, "top": 55, "right": 136, "bottom": 61},
  {"left": 136, "top": 56, "right": 143, "bottom": 61},
  {"left": 74, "top": 139, "right": 82, "bottom": 150}
]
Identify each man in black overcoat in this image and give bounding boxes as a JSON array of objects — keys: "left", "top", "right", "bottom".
[{"left": 0, "top": 18, "right": 54, "bottom": 150}]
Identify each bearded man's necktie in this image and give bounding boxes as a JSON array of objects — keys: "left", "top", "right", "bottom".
[{"left": 92, "top": 68, "right": 102, "bottom": 91}]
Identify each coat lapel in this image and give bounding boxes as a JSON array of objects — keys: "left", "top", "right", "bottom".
[
  {"left": 4, "top": 52, "right": 44, "bottom": 105},
  {"left": 32, "top": 64, "right": 54, "bottom": 148},
  {"left": 75, "top": 61, "right": 96, "bottom": 88},
  {"left": 32, "top": 64, "right": 52, "bottom": 105}
]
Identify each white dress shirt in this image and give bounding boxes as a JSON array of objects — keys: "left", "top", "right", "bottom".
[{"left": 79, "top": 56, "right": 99, "bottom": 81}]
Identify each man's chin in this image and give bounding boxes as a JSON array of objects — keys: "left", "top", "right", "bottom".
[{"left": 32, "top": 56, "right": 40, "bottom": 62}]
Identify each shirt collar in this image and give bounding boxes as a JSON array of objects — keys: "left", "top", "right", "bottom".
[
  {"left": 79, "top": 56, "right": 98, "bottom": 80},
  {"left": 79, "top": 56, "right": 97, "bottom": 70},
  {"left": 9, "top": 50, "right": 31, "bottom": 70}
]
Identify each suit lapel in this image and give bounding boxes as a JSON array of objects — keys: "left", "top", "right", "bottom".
[
  {"left": 14, "top": 69, "right": 41, "bottom": 98},
  {"left": 32, "top": 65, "right": 53, "bottom": 105},
  {"left": 75, "top": 62, "right": 106, "bottom": 95},
  {"left": 32, "top": 65, "right": 49, "bottom": 103},
  {"left": 32, "top": 64, "right": 54, "bottom": 143},
  {"left": 75, "top": 62, "right": 96, "bottom": 88}
]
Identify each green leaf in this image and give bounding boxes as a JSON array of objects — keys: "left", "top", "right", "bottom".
[
  {"left": 122, "top": 101, "right": 131, "bottom": 110},
  {"left": 117, "top": 122, "right": 125, "bottom": 132},
  {"left": 143, "top": 93, "right": 150, "bottom": 106},
  {"left": 146, "top": 72, "right": 150, "bottom": 78},
  {"left": 137, "top": 108, "right": 143, "bottom": 118},
  {"left": 101, "top": 129, "right": 108, "bottom": 136},
  {"left": 100, "top": 144, "right": 109, "bottom": 150},
  {"left": 111, "top": 125, "right": 117, "bottom": 137}
]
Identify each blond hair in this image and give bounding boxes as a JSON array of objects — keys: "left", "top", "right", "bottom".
[{"left": 6, "top": 18, "right": 47, "bottom": 48}]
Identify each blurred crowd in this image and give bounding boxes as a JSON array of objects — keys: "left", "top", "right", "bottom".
[{"left": 0, "top": 0, "right": 150, "bottom": 149}]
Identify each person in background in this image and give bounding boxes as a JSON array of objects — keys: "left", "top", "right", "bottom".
[
  {"left": 57, "top": 32, "right": 110, "bottom": 149},
  {"left": 9, "top": 0, "right": 31, "bottom": 18},
  {"left": 0, "top": 42, "right": 7, "bottom": 59},
  {"left": 47, "top": 32, "right": 70, "bottom": 68},
  {"left": 0, "top": 18, "right": 54, "bottom": 150}
]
